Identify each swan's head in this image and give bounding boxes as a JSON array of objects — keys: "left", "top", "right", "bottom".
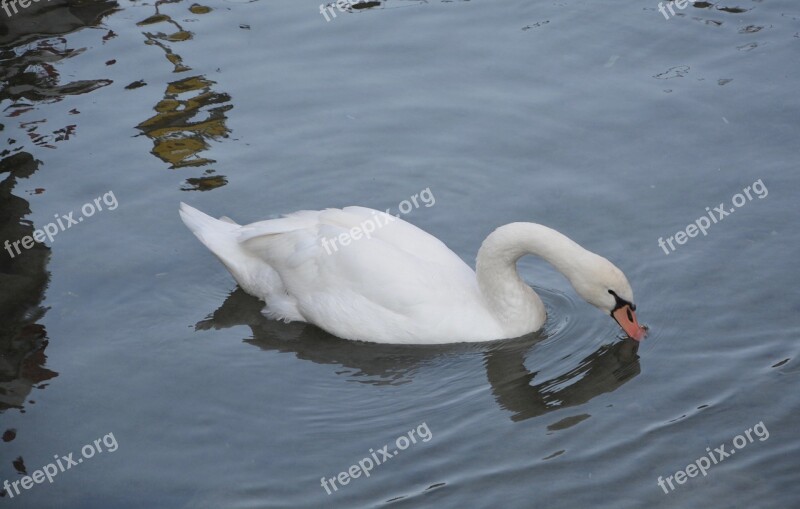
[
  {"left": 572, "top": 255, "right": 646, "bottom": 341},
  {"left": 477, "top": 222, "right": 647, "bottom": 340}
]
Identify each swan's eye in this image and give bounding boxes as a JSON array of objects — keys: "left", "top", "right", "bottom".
[{"left": 608, "top": 289, "right": 635, "bottom": 312}]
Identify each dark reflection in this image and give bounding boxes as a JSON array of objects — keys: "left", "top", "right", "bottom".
[
  {"left": 0, "top": 0, "right": 119, "bottom": 411},
  {"left": 319, "top": 0, "right": 433, "bottom": 20},
  {"left": 485, "top": 336, "right": 641, "bottom": 422},
  {"left": 0, "top": 0, "right": 119, "bottom": 48},
  {"left": 198, "top": 288, "right": 641, "bottom": 419},
  {"left": 0, "top": 152, "right": 57, "bottom": 413},
  {"left": 0, "top": 2, "right": 118, "bottom": 155},
  {"left": 134, "top": 1, "right": 232, "bottom": 191},
  {"left": 196, "top": 288, "right": 475, "bottom": 386}
]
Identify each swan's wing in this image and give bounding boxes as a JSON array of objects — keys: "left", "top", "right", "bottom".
[
  {"left": 237, "top": 208, "right": 473, "bottom": 273},
  {"left": 337, "top": 206, "right": 469, "bottom": 268},
  {"left": 236, "top": 208, "right": 480, "bottom": 332},
  {"left": 238, "top": 207, "right": 469, "bottom": 270}
]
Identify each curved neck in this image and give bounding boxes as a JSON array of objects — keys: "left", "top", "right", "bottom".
[{"left": 475, "top": 223, "right": 591, "bottom": 336}]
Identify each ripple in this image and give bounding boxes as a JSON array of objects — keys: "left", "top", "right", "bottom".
[
  {"left": 654, "top": 65, "right": 691, "bottom": 80},
  {"left": 537, "top": 286, "right": 581, "bottom": 341},
  {"left": 542, "top": 449, "right": 565, "bottom": 460},
  {"left": 547, "top": 413, "right": 591, "bottom": 431}
]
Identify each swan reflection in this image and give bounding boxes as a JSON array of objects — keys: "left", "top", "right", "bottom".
[
  {"left": 197, "top": 288, "right": 642, "bottom": 421},
  {"left": 484, "top": 335, "right": 640, "bottom": 421}
]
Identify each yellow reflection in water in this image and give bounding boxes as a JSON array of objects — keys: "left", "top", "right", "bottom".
[{"left": 135, "top": 1, "right": 232, "bottom": 191}]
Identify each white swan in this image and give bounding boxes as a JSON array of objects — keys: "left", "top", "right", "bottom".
[{"left": 179, "top": 203, "right": 645, "bottom": 344}]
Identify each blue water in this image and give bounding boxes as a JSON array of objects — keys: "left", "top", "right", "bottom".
[{"left": 1, "top": 0, "right": 799, "bottom": 507}]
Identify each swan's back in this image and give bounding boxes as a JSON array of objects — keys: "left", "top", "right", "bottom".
[{"left": 180, "top": 203, "right": 499, "bottom": 342}]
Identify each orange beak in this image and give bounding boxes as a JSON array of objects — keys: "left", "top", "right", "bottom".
[{"left": 612, "top": 304, "right": 646, "bottom": 341}]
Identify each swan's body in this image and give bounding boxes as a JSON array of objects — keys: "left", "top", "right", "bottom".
[{"left": 180, "top": 203, "right": 644, "bottom": 344}]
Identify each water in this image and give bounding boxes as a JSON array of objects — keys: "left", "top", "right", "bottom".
[{"left": 1, "top": 0, "right": 799, "bottom": 507}]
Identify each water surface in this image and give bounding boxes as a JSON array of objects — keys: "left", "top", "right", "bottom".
[{"left": 1, "top": 0, "right": 798, "bottom": 508}]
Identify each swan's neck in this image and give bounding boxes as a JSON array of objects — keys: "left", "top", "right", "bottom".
[{"left": 475, "top": 223, "right": 592, "bottom": 336}]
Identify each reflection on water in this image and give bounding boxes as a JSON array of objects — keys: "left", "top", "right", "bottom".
[
  {"left": 197, "top": 288, "right": 641, "bottom": 420},
  {"left": 0, "top": 40, "right": 112, "bottom": 106},
  {"left": 0, "top": 4, "right": 120, "bottom": 413},
  {"left": 485, "top": 337, "right": 641, "bottom": 422},
  {"left": 196, "top": 288, "right": 433, "bottom": 386},
  {"left": 0, "top": 8, "right": 118, "bottom": 488},
  {"left": 0, "top": 0, "right": 118, "bottom": 48},
  {"left": 135, "top": 1, "right": 232, "bottom": 191},
  {"left": 0, "top": 1, "right": 118, "bottom": 159},
  {"left": 0, "top": 40, "right": 115, "bottom": 155},
  {"left": 319, "top": 0, "right": 430, "bottom": 20},
  {"left": 0, "top": 153, "right": 57, "bottom": 413}
]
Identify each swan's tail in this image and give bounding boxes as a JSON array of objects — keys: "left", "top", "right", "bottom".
[
  {"left": 179, "top": 202, "right": 245, "bottom": 278},
  {"left": 179, "top": 203, "right": 303, "bottom": 321}
]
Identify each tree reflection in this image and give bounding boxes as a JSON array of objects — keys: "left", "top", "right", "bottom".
[
  {"left": 0, "top": 153, "right": 56, "bottom": 413},
  {"left": 0, "top": 0, "right": 121, "bottom": 417},
  {"left": 0, "top": 8, "right": 119, "bottom": 493},
  {"left": 134, "top": 1, "right": 232, "bottom": 191}
]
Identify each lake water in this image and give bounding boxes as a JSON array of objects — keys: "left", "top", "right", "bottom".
[{"left": 1, "top": 0, "right": 798, "bottom": 508}]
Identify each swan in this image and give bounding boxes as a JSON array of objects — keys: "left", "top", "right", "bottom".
[{"left": 179, "top": 203, "right": 646, "bottom": 344}]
